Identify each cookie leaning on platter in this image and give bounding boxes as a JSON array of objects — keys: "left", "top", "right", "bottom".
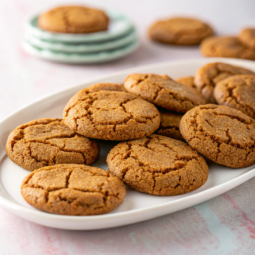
[
  {"left": 180, "top": 104, "right": 255, "bottom": 168},
  {"left": 124, "top": 73, "right": 206, "bottom": 113}
]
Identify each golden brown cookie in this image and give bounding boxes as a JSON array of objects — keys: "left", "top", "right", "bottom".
[
  {"left": 239, "top": 28, "right": 255, "bottom": 50},
  {"left": 124, "top": 74, "right": 206, "bottom": 113},
  {"left": 6, "top": 119, "right": 99, "bottom": 171},
  {"left": 148, "top": 17, "right": 213, "bottom": 45},
  {"left": 64, "top": 83, "right": 127, "bottom": 115},
  {"left": 156, "top": 111, "right": 184, "bottom": 141},
  {"left": 194, "top": 62, "right": 255, "bottom": 103},
  {"left": 200, "top": 36, "right": 255, "bottom": 60},
  {"left": 107, "top": 134, "right": 208, "bottom": 195},
  {"left": 214, "top": 75, "right": 255, "bottom": 118},
  {"left": 180, "top": 104, "right": 255, "bottom": 168},
  {"left": 176, "top": 76, "right": 196, "bottom": 89},
  {"left": 21, "top": 164, "right": 126, "bottom": 215},
  {"left": 38, "top": 6, "right": 109, "bottom": 33},
  {"left": 63, "top": 91, "right": 160, "bottom": 140}
]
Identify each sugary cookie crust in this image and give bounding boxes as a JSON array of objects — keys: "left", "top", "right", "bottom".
[
  {"left": 21, "top": 164, "right": 126, "bottom": 215},
  {"left": 63, "top": 91, "right": 160, "bottom": 140},
  {"left": 107, "top": 134, "right": 208, "bottom": 195},
  {"left": 214, "top": 75, "right": 255, "bottom": 118},
  {"left": 194, "top": 62, "right": 255, "bottom": 103},
  {"left": 6, "top": 119, "right": 99, "bottom": 171},
  {"left": 38, "top": 6, "right": 109, "bottom": 33},
  {"left": 156, "top": 111, "right": 184, "bottom": 141},
  {"left": 180, "top": 104, "right": 255, "bottom": 168},
  {"left": 149, "top": 17, "right": 213, "bottom": 45},
  {"left": 124, "top": 74, "right": 206, "bottom": 113},
  {"left": 200, "top": 36, "right": 255, "bottom": 60}
]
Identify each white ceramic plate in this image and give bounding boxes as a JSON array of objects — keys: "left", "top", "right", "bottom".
[
  {"left": 22, "top": 40, "right": 139, "bottom": 64},
  {"left": 25, "top": 10, "right": 134, "bottom": 43},
  {"left": 1, "top": 58, "right": 255, "bottom": 230},
  {"left": 24, "top": 28, "right": 137, "bottom": 53}
]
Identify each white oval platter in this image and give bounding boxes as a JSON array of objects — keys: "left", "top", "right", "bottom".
[{"left": 1, "top": 58, "right": 255, "bottom": 230}]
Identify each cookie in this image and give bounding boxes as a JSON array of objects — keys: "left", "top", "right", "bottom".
[
  {"left": 107, "top": 134, "right": 208, "bottom": 195},
  {"left": 21, "top": 164, "right": 126, "bottom": 215},
  {"left": 239, "top": 28, "right": 255, "bottom": 50},
  {"left": 6, "top": 119, "right": 99, "bottom": 171},
  {"left": 64, "top": 83, "right": 127, "bottom": 114},
  {"left": 124, "top": 74, "right": 206, "bottom": 113},
  {"left": 63, "top": 91, "right": 160, "bottom": 140},
  {"left": 38, "top": 6, "right": 109, "bottom": 33},
  {"left": 214, "top": 75, "right": 255, "bottom": 118},
  {"left": 156, "top": 111, "right": 184, "bottom": 141},
  {"left": 194, "top": 62, "right": 255, "bottom": 103},
  {"left": 148, "top": 17, "right": 213, "bottom": 45},
  {"left": 200, "top": 36, "right": 255, "bottom": 60},
  {"left": 179, "top": 104, "right": 255, "bottom": 168},
  {"left": 176, "top": 76, "right": 196, "bottom": 89}
]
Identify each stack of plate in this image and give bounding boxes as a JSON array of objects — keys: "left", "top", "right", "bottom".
[{"left": 22, "top": 10, "right": 139, "bottom": 64}]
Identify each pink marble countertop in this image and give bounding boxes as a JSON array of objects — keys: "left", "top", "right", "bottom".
[{"left": 1, "top": 0, "right": 255, "bottom": 254}]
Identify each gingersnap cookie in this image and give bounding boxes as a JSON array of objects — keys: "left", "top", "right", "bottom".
[
  {"left": 148, "top": 17, "right": 213, "bottom": 45},
  {"left": 194, "top": 62, "right": 255, "bottom": 103},
  {"left": 38, "top": 6, "right": 109, "bottom": 33},
  {"left": 107, "top": 134, "right": 208, "bottom": 195},
  {"left": 6, "top": 119, "right": 99, "bottom": 171},
  {"left": 200, "top": 36, "right": 255, "bottom": 60},
  {"left": 64, "top": 83, "right": 126, "bottom": 115},
  {"left": 239, "top": 28, "right": 255, "bottom": 50},
  {"left": 214, "top": 75, "right": 255, "bottom": 118},
  {"left": 21, "top": 164, "right": 126, "bottom": 215},
  {"left": 179, "top": 104, "right": 255, "bottom": 168},
  {"left": 63, "top": 91, "right": 160, "bottom": 140},
  {"left": 176, "top": 76, "right": 196, "bottom": 89},
  {"left": 124, "top": 74, "right": 206, "bottom": 113},
  {"left": 156, "top": 111, "right": 184, "bottom": 141}
]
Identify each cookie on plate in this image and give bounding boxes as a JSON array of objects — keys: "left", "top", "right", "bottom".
[
  {"left": 65, "top": 83, "right": 127, "bottom": 113},
  {"left": 200, "top": 36, "right": 255, "bottom": 60},
  {"left": 148, "top": 17, "right": 213, "bottom": 45},
  {"left": 38, "top": 6, "right": 109, "bottom": 33},
  {"left": 214, "top": 75, "right": 255, "bottom": 118},
  {"left": 180, "top": 104, "right": 255, "bottom": 168},
  {"left": 124, "top": 74, "right": 206, "bottom": 113},
  {"left": 176, "top": 76, "right": 196, "bottom": 89},
  {"left": 21, "top": 164, "right": 126, "bottom": 215},
  {"left": 194, "top": 62, "right": 255, "bottom": 103},
  {"left": 156, "top": 110, "right": 184, "bottom": 141},
  {"left": 239, "top": 28, "right": 255, "bottom": 50},
  {"left": 63, "top": 91, "right": 160, "bottom": 140},
  {"left": 6, "top": 119, "right": 99, "bottom": 171},
  {"left": 107, "top": 134, "right": 208, "bottom": 195}
]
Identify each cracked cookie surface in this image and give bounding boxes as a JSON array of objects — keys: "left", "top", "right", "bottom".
[
  {"left": 6, "top": 118, "right": 99, "bottom": 171},
  {"left": 63, "top": 91, "right": 160, "bottom": 140},
  {"left": 21, "top": 164, "right": 126, "bottom": 215},
  {"left": 64, "top": 83, "right": 127, "bottom": 116},
  {"left": 180, "top": 104, "right": 255, "bottom": 168},
  {"left": 148, "top": 17, "right": 213, "bottom": 45},
  {"left": 156, "top": 111, "right": 184, "bottom": 141},
  {"left": 200, "top": 36, "right": 255, "bottom": 60},
  {"left": 107, "top": 134, "right": 208, "bottom": 195},
  {"left": 124, "top": 74, "right": 206, "bottom": 113},
  {"left": 38, "top": 6, "right": 109, "bottom": 33},
  {"left": 239, "top": 28, "right": 255, "bottom": 50},
  {"left": 194, "top": 62, "right": 255, "bottom": 103},
  {"left": 214, "top": 75, "right": 255, "bottom": 118}
]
